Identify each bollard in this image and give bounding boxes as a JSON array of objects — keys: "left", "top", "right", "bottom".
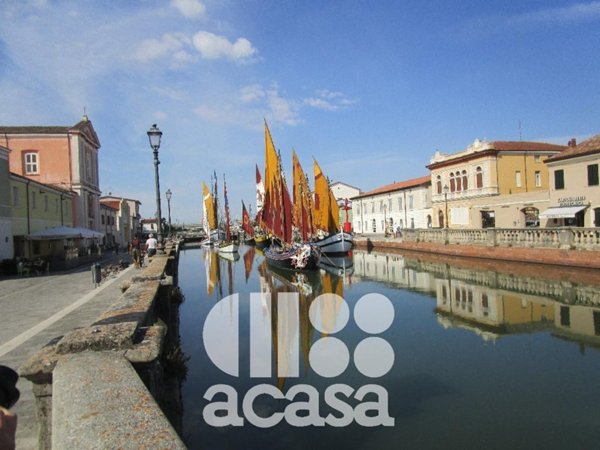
[{"left": 91, "top": 263, "right": 102, "bottom": 287}]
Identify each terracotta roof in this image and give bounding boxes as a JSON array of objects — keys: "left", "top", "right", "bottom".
[
  {"left": 489, "top": 141, "right": 566, "bottom": 152},
  {"left": 545, "top": 134, "right": 600, "bottom": 162},
  {"left": 352, "top": 175, "right": 431, "bottom": 199},
  {"left": 0, "top": 126, "right": 71, "bottom": 134},
  {"left": 100, "top": 199, "right": 121, "bottom": 210}
]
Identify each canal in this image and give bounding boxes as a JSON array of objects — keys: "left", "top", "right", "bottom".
[{"left": 176, "top": 246, "right": 600, "bottom": 449}]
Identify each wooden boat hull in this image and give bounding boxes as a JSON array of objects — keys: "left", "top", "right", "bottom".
[
  {"left": 314, "top": 232, "right": 353, "bottom": 254},
  {"left": 218, "top": 242, "right": 239, "bottom": 253},
  {"left": 319, "top": 254, "right": 354, "bottom": 277},
  {"left": 264, "top": 244, "right": 320, "bottom": 271}
]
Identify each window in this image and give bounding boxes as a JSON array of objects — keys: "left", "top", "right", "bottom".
[
  {"left": 31, "top": 191, "right": 37, "bottom": 209},
  {"left": 371, "top": 202, "right": 374, "bottom": 213},
  {"left": 86, "top": 151, "right": 92, "bottom": 181},
  {"left": 12, "top": 186, "right": 19, "bottom": 207},
  {"left": 515, "top": 171, "right": 522, "bottom": 187},
  {"left": 372, "top": 219, "right": 376, "bottom": 232},
  {"left": 588, "top": 164, "right": 599, "bottom": 186},
  {"left": 408, "top": 195, "right": 414, "bottom": 209},
  {"left": 398, "top": 197, "right": 403, "bottom": 210},
  {"left": 24, "top": 152, "right": 39, "bottom": 174},
  {"left": 379, "top": 201, "right": 383, "bottom": 212},
  {"left": 534, "top": 155, "right": 540, "bottom": 162},
  {"left": 476, "top": 167, "right": 483, "bottom": 188},
  {"left": 554, "top": 169, "right": 565, "bottom": 190},
  {"left": 535, "top": 171, "right": 541, "bottom": 187},
  {"left": 462, "top": 170, "right": 468, "bottom": 190},
  {"left": 388, "top": 198, "right": 392, "bottom": 212},
  {"left": 456, "top": 174, "right": 462, "bottom": 192},
  {"left": 450, "top": 173, "right": 456, "bottom": 192},
  {"left": 102, "top": 215, "right": 105, "bottom": 225},
  {"left": 436, "top": 175, "right": 442, "bottom": 194}
]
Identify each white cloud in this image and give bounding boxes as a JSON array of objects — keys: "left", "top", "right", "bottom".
[
  {"left": 192, "top": 31, "right": 258, "bottom": 62},
  {"left": 239, "top": 84, "right": 266, "bottom": 103},
  {"left": 134, "top": 33, "right": 191, "bottom": 62},
  {"left": 171, "top": 0, "right": 206, "bottom": 18},
  {"left": 304, "top": 90, "right": 356, "bottom": 111},
  {"left": 507, "top": 1, "right": 600, "bottom": 25}
]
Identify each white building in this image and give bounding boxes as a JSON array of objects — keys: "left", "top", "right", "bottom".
[
  {"left": 330, "top": 181, "right": 361, "bottom": 228},
  {"left": 351, "top": 175, "right": 432, "bottom": 234}
]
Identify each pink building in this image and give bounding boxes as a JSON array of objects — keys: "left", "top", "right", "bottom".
[{"left": 0, "top": 115, "right": 102, "bottom": 231}]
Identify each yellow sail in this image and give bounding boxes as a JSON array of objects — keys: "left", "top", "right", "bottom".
[
  {"left": 203, "top": 182, "right": 217, "bottom": 230},
  {"left": 313, "top": 159, "right": 340, "bottom": 233}
]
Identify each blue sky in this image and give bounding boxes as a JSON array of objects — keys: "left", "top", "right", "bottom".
[{"left": 1, "top": 0, "right": 599, "bottom": 223}]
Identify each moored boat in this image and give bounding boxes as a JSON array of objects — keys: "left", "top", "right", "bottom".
[
  {"left": 264, "top": 242, "right": 321, "bottom": 271},
  {"left": 314, "top": 231, "right": 353, "bottom": 254},
  {"left": 312, "top": 159, "right": 354, "bottom": 254}
]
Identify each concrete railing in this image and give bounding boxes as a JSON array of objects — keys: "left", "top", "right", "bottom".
[
  {"left": 19, "top": 243, "right": 186, "bottom": 449},
  {"left": 401, "top": 227, "right": 600, "bottom": 250}
]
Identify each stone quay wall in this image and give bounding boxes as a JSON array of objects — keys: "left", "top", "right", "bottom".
[
  {"left": 19, "top": 242, "right": 186, "bottom": 450},
  {"left": 355, "top": 227, "right": 600, "bottom": 269}
]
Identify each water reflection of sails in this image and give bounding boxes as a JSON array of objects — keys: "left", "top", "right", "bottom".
[{"left": 204, "top": 249, "right": 221, "bottom": 297}]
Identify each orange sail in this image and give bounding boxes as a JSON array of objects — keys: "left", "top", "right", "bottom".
[
  {"left": 292, "top": 150, "right": 314, "bottom": 242},
  {"left": 313, "top": 159, "right": 340, "bottom": 234},
  {"left": 203, "top": 181, "right": 217, "bottom": 231},
  {"left": 259, "top": 121, "right": 293, "bottom": 243}
]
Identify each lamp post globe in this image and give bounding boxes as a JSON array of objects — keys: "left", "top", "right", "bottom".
[{"left": 147, "top": 124, "right": 164, "bottom": 252}]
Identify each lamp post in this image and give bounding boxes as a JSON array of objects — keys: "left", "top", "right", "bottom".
[
  {"left": 165, "top": 189, "right": 172, "bottom": 236},
  {"left": 443, "top": 184, "right": 449, "bottom": 229},
  {"left": 147, "top": 124, "right": 164, "bottom": 252}
]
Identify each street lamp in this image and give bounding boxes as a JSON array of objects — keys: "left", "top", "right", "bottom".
[
  {"left": 443, "top": 184, "right": 449, "bottom": 229},
  {"left": 165, "top": 189, "right": 172, "bottom": 236},
  {"left": 147, "top": 124, "right": 164, "bottom": 252}
]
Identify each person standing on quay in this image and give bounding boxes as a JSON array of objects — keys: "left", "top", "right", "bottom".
[
  {"left": 145, "top": 233, "right": 158, "bottom": 257},
  {"left": 130, "top": 235, "right": 141, "bottom": 268}
]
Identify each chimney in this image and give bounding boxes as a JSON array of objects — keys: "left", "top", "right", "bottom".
[{"left": 568, "top": 138, "right": 577, "bottom": 147}]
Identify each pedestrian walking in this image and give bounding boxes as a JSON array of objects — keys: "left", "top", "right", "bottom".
[
  {"left": 130, "top": 235, "right": 141, "bottom": 268},
  {"left": 145, "top": 233, "right": 158, "bottom": 257}
]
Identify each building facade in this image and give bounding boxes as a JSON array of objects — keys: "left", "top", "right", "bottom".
[
  {"left": 101, "top": 196, "right": 141, "bottom": 240},
  {"left": 0, "top": 115, "right": 102, "bottom": 231},
  {"left": 10, "top": 173, "right": 75, "bottom": 258},
  {"left": 352, "top": 175, "right": 432, "bottom": 234},
  {"left": 542, "top": 135, "right": 600, "bottom": 227},
  {"left": 0, "top": 147, "right": 13, "bottom": 260},
  {"left": 330, "top": 181, "right": 361, "bottom": 229},
  {"left": 100, "top": 197, "right": 132, "bottom": 246},
  {"left": 427, "top": 139, "right": 566, "bottom": 228}
]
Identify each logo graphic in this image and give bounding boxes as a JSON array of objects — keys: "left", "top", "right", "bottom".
[{"left": 202, "top": 292, "right": 395, "bottom": 428}]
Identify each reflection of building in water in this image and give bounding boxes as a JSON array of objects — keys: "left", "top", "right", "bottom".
[
  {"left": 353, "top": 250, "right": 435, "bottom": 293},
  {"left": 435, "top": 278, "right": 555, "bottom": 342},
  {"left": 553, "top": 303, "right": 600, "bottom": 348}
]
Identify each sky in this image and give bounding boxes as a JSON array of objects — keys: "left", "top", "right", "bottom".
[{"left": 1, "top": 0, "right": 600, "bottom": 224}]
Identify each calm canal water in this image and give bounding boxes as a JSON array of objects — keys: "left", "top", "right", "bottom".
[{"left": 176, "top": 246, "right": 600, "bottom": 450}]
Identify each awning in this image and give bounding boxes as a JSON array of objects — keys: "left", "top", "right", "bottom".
[
  {"left": 539, "top": 205, "right": 587, "bottom": 219},
  {"left": 27, "top": 226, "right": 105, "bottom": 240}
]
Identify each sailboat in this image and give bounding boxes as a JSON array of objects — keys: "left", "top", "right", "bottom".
[
  {"left": 312, "top": 159, "right": 353, "bottom": 254},
  {"left": 259, "top": 122, "right": 320, "bottom": 270},
  {"left": 254, "top": 164, "right": 270, "bottom": 249},
  {"left": 217, "top": 174, "right": 239, "bottom": 254},
  {"left": 201, "top": 181, "right": 217, "bottom": 247}
]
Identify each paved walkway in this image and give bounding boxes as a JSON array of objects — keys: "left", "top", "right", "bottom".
[{"left": 0, "top": 252, "right": 140, "bottom": 449}]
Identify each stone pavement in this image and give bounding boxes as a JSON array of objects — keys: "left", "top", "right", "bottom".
[{"left": 0, "top": 252, "right": 141, "bottom": 449}]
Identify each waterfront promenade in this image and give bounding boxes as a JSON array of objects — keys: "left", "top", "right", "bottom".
[{"left": 0, "top": 253, "right": 138, "bottom": 449}]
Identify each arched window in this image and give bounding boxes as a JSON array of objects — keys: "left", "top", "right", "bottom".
[
  {"left": 436, "top": 175, "right": 442, "bottom": 194},
  {"left": 456, "top": 173, "right": 462, "bottom": 191},
  {"left": 462, "top": 170, "right": 468, "bottom": 190},
  {"left": 476, "top": 167, "right": 483, "bottom": 188},
  {"left": 438, "top": 210, "right": 444, "bottom": 228},
  {"left": 449, "top": 172, "right": 456, "bottom": 192}
]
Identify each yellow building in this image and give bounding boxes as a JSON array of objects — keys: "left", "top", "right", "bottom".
[
  {"left": 427, "top": 139, "right": 565, "bottom": 228},
  {"left": 542, "top": 134, "right": 600, "bottom": 227},
  {"left": 10, "top": 172, "right": 75, "bottom": 258}
]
